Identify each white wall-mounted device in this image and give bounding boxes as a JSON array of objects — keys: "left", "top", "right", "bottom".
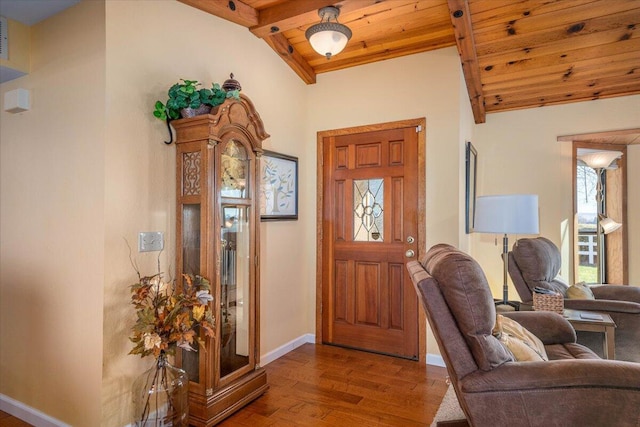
[
  {"left": 4, "top": 88, "right": 30, "bottom": 113},
  {"left": 138, "top": 231, "right": 164, "bottom": 252}
]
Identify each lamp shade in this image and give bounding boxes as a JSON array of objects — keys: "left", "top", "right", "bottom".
[
  {"left": 578, "top": 151, "right": 623, "bottom": 169},
  {"left": 306, "top": 25, "right": 350, "bottom": 59},
  {"left": 600, "top": 215, "right": 622, "bottom": 234},
  {"left": 305, "top": 6, "right": 352, "bottom": 60},
  {"left": 474, "top": 194, "right": 539, "bottom": 235}
]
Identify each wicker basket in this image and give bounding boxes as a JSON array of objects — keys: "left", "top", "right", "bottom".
[{"left": 533, "top": 292, "right": 564, "bottom": 314}]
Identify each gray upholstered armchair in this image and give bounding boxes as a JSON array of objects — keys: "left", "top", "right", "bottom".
[
  {"left": 508, "top": 237, "right": 640, "bottom": 362},
  {"left": 407, "top": 244, "right": 640, "bottom": 427}
]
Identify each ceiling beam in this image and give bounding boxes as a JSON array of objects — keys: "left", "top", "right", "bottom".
[
  {"left": 250, "top": 0, "right": 336, "bottom": 38},
  {"left": 178, "top": 0, "right": 258, "bottom": 27},
  {"left": 178, "top": 0, "right": 317, "bottom": 84},
  {"left": 250, "top": 0, "right": 385, "bottom": 39},
  {"left": 313, "top": 33, "right": 455, "bottom": 74},
  {"left": 263, "top": 33, "right": 317, "bottom": 85},
  {"left": 447, "top": 0, "right": 486, "bottom": 124},
  {"left": 250, "top": 0, "right": 395, "bottom": 84}
]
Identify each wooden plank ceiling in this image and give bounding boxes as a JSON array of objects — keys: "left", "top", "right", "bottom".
[{"left": 179, "top": 0, "right": 640, "bottom": 124}]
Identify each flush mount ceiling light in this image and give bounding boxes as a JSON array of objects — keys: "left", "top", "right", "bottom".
[{"left": 305, "top": 6, "right": 352, "bottom": 60}]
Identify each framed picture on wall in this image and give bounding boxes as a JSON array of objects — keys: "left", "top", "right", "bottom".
[
  {"left": 465, "top": 141, "right": 477, "bottom": 233},
  {"left": 259, "top": 150, "right": 299, "bottom": 221}
]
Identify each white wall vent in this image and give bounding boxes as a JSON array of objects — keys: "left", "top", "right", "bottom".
[{"left": 0, "top": 16, "right": 8, "bottom": 60}]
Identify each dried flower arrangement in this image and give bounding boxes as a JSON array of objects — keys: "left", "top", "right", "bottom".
[
  {"left": 129, "top": 272, "right": 215, "bottom": 358},
  {"left": 128, "top": 261, "right": 216, "bottom": 426}
]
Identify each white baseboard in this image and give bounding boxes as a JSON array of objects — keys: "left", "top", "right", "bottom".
[
  {"left": 427, "top": 353, "right": 446, "bottom": 367},
  {"left": 0, "top": 394, "right": 70, "bottom": 427},
  {"left": 260, "top": 333, "right": 316, "bottom": 366}
]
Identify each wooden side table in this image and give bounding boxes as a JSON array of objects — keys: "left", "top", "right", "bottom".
[{"left": 564, "top": 309, "right": 616, "bottom": 359}]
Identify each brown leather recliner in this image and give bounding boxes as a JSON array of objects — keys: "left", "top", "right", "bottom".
[
  {"left": 407, "top": 243, "right": 640, "bottom": 427},
  {"left": 508, "top": 237, "right": 640, "bottom": 362}
]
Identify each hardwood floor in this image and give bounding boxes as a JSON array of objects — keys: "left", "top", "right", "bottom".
[
  {"left": 0, "top": 343, "right": 449, "bottom": 427},
  {"left": 0, "top": 410, "right": 32, "bottom": 427},
  {"left": 220, "top": 343, "right": 449, "bottom": 426}
]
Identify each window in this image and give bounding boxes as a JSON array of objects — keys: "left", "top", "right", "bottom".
[
  {"left": 573, "top": 144, "right": 627, "bottom": 284},
  {"left": 575, "top": 161, "right": 601, "bottom": 283}
]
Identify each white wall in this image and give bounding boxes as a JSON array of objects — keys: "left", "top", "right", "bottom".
[
  {"left": 458, "top": 62, "right": 476, "bottom": 253},
  {"left": 0, "top": 1, "right": 105, "bottom": 425},
  {"left": 472, "top": 95, "right": 640, "bottom": 298}
]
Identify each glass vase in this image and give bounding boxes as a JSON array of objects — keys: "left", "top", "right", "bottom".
[{"left": 132, "top": 351, "right": 189, "bottom": 426}]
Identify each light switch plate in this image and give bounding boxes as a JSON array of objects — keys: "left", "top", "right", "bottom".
[{"left": 139, "top": 231, "right": 164, "bottom": 252}]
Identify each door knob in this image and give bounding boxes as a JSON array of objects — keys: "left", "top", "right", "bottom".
[{"left": 405, "top": 249, "right": 415, "bottom": 258}]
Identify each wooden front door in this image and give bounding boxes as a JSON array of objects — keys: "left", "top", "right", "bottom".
[{"left": 318, "top": 120, "right": 425, "bottom": 360}]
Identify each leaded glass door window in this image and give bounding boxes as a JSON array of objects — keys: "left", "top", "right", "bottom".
[{"left": 353, "top": 179, "right": 384, "bottom": 242}]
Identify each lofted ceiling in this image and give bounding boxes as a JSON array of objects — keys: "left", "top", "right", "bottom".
[{"left": 179, "top": 0, "right": 640, "bottom": 124}]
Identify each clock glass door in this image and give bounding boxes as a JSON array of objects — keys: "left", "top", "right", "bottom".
[
  {"left": 220, "top": 206, "right": 251, "bottom": 378},
  {"left": 219, "top": 139, "right": 253, "bottom": 382}
]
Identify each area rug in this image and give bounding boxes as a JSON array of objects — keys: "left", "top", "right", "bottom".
[{"left": 430, "top": 385, "right": 466, "bottom": 427}]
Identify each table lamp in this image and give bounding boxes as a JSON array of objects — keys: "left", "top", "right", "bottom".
[{"left": 474, "top": 194, "right": 540, "bottom": 308}]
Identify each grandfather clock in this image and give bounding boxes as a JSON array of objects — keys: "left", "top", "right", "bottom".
[{"left": 173, "top": 91, "right": 269, "bottom": 426}]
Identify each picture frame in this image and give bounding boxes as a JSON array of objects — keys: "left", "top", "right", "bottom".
[
  {"left": 465, "top": 141, "right": 477, "bottom": 233},
  {"left": 259, "top": 150, "right": 299, "bottom": 221}
]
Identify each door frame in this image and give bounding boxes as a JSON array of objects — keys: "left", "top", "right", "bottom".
[{"left": 315, "top": 118, "right": 427, "bottom": 363}]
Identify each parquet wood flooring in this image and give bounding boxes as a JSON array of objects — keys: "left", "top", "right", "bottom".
[
  {"left": 219, "top": 343, "right": 449, "bottom": 426},
  {"left": 0, "top": 343, "right": 449, "bottom": 426}
]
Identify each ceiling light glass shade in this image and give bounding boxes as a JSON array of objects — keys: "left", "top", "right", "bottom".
[
  {"left": 474, "top": 194, "right": 539, "bottom": 235},
  {"left": 599, "top": 215, "right": 622, "bottom": 234},
  {"left": 578, "top": 151, "right": 623, "bottom": 169},
  {"left": 305, "top": 6, "right": 352, "bottom": 60},
  {"left": 307, "top": 24, "right": 351, "bottom": 59}
]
